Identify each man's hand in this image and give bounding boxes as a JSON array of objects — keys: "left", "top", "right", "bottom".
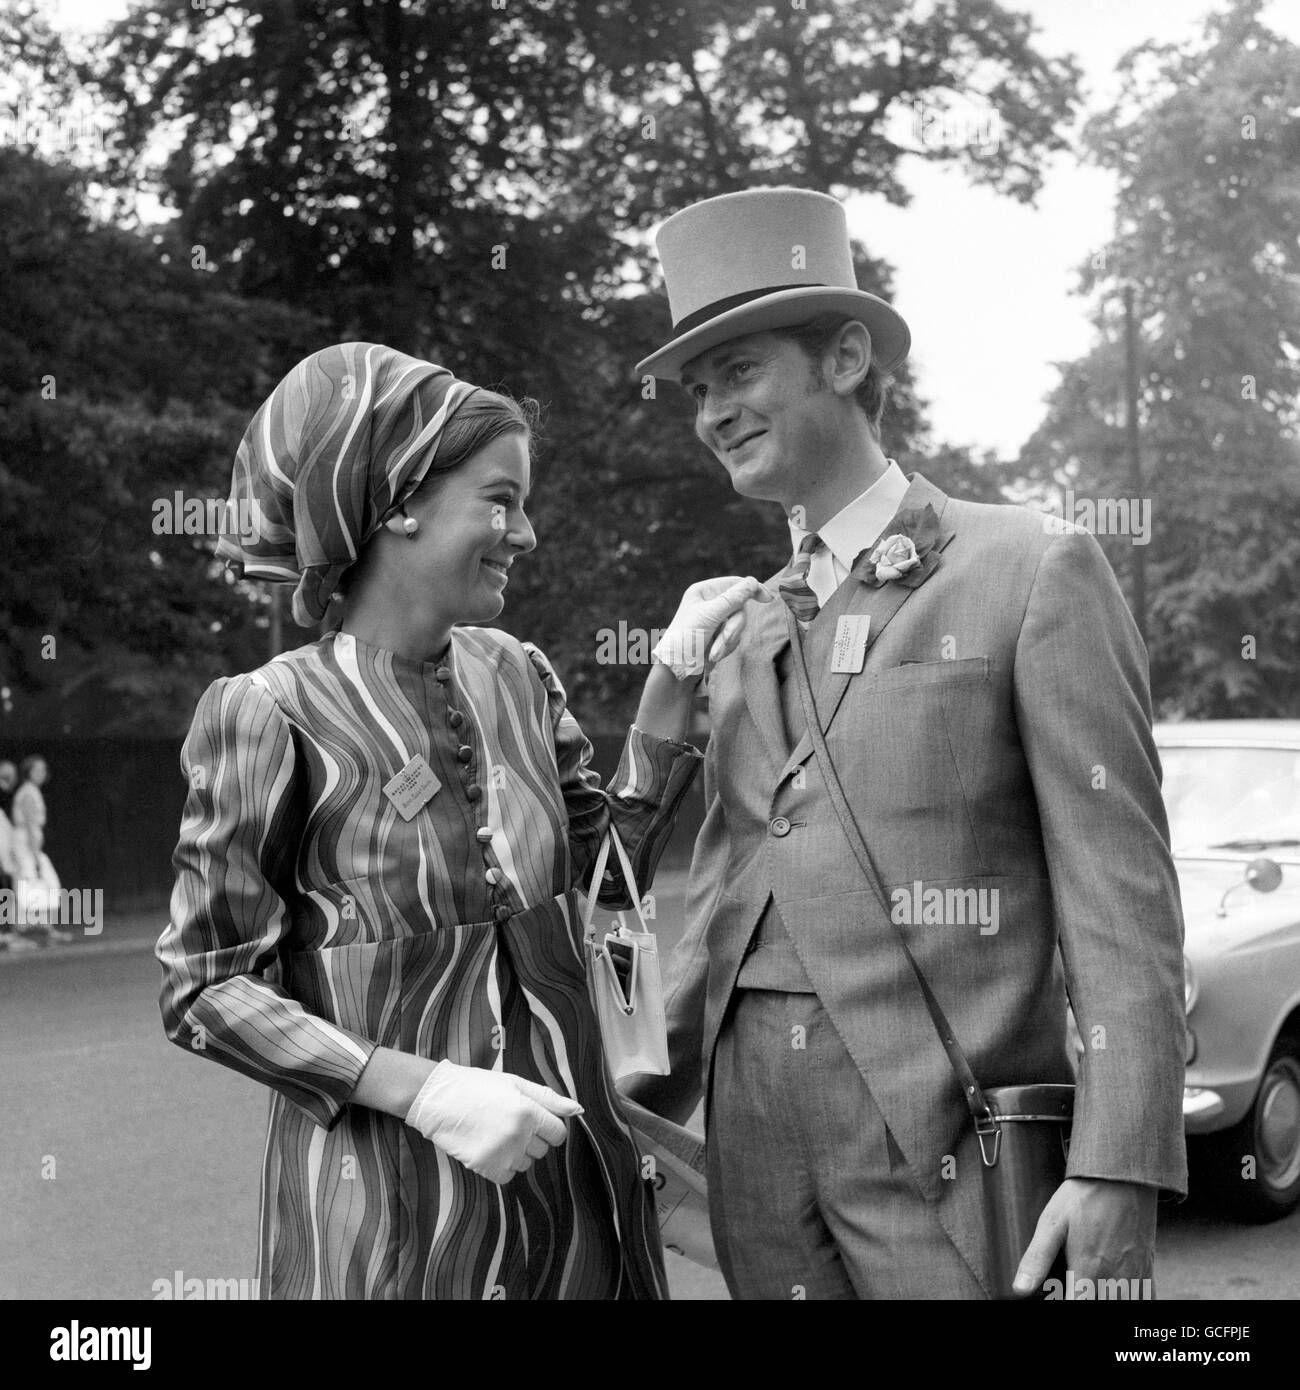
[{"left": 1013, "top": 1176, "right": 1156, "bottom": 1295}]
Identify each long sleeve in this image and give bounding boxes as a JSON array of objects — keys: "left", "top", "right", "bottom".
[
  {"left": 521, "top": 643, "right": 701, "bottom": 908},
  {"left": 1012, "top": 529, "right": 1187, "bottom": 1194},
  {"left": 159, "top": 673, "right": 377, "bottom": 1129},
  {"left": 619, "top": 729, "right": 725, "bottom": 1125}
]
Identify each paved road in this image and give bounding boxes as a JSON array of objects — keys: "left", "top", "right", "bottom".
[{"left": 2, "top": 887, "right": 1296, "bottom": 1301}]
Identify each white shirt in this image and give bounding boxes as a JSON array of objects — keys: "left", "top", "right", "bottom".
[{"left": 786, "top": 460, "right": 910, "bottom": 606}]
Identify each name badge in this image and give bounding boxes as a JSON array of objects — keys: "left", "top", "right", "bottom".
[
  {"left": 383, "top": 755, "right": 442, "bottom": 821},
  {"left": 831, "top": 615, "right": 871, "bottom": 674}
]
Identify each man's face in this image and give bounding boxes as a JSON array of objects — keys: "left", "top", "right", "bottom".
[{"left": 680, "top": 330, "right": 836, "bottom": 506}]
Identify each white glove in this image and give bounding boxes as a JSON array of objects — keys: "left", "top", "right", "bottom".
[
  {"left": 405, "top": 1060, "right": 583, "bottom": 1185},
  {"left": 651, "top": 576, "right": 773, "bottom": 680}
]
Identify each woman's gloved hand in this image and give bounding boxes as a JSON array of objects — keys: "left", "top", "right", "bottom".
[
  {"left": 652, "top": 576, "right": 772, "bottom": 681},
  {"left": 406, "top": 1060, "right": 583, "bottom": 1185}
]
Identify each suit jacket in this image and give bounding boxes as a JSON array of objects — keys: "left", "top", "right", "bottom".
[{"left": 627, "top": 472, "right": 1187, "bottom": 1291}]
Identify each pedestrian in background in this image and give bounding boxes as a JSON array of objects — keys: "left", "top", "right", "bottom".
[
  {"left": 9, "top": 755, "right": 70, "bottom": 945},
  {"left": 0, "top": 759, "right": 37, "bottom": 953}
]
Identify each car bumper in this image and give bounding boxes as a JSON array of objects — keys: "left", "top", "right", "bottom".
[{"left": 1183, "top": 1086, "right": 1226, "bottom": 1129}]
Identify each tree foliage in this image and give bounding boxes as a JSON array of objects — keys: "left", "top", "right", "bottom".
[
  {"left": 1015, "top": 0, "right": 1300, "bottom": 716},
  {"left": 2, "top": 0, "right": 1079, "bottom": 731}
]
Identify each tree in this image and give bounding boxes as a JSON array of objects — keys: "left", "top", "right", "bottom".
[
  {"left": 6, "top": 0, "right": 1080, "bottom": 730},
  {"left": 1015, "top": 0, "right": 1300, "bottom": 716},
  {"left": 0, "top": 149, "right": 321, "bottom": 735}
]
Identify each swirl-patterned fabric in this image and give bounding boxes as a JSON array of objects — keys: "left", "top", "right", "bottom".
[{"left": 159, "top": 628, "right": 701, "bottom": 1298}]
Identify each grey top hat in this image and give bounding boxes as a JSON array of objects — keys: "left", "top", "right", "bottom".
[{"left": 636, "top": 187, "right": 910, "bottom": 382}]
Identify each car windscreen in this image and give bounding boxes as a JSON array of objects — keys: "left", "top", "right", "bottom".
[{"left": 1160, "top": 745, "right": 1300, "bottom": 856}]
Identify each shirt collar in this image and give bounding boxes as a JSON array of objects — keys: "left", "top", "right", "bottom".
[{"left": 787, "top": 460, "right": 910, "bottom": 570}]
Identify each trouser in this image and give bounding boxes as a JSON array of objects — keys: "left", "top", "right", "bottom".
[{"left": 706, "top": 988, "right": 985, "bottom": 1300}]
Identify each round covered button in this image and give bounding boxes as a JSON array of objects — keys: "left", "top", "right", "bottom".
[
  {"left": 494, "top": 905, "right": 511, "bottom": 923},
  {"left": 485, "top": 867, "right": 502, "bottom": 886},
  {"left": 448, "top": 710, "right": 464, "bottom": 728},
  {"left": 465, "top": 783, "right": 481, "bottom": 801},
  {"left": 456, "top": 745, "right": 473, "bottom": 763},
  {"left": 434, "top": 666, "right": 452, "bottom": 683},
  {"left": 475, "top": 827, "right": 493, "bottom": 843}
]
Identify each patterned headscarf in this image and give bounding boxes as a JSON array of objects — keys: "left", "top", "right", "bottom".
[{"left": 217, "top": 342, "right": 478, "bottom": 626}]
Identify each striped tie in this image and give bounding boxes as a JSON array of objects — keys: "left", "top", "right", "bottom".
[{"left": 779, "top": 532, "right": 822, "bottom": 623}]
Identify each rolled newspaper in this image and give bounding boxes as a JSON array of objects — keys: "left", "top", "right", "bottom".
[{"left": 621, "top": 1097, "right": 718, "bottom": 1271}]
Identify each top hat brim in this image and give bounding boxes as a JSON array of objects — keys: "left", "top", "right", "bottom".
[{"left": 635, "top": 287, "right": 910, "bottom": 382}]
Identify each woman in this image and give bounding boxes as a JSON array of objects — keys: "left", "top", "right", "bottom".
[
  {"left": 159, "top": 342, "right": 761, "bottom": 1300},
  {"left": 0, "top": 760, "right": 34, "bottom": 952},
  {"left": 9, "top": 755, "right": 70, "bottom": 944}
]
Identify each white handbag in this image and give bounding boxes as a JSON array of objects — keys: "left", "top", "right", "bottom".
[{"left": 581, "top": 826, "right": 669, "bottom": 1080}]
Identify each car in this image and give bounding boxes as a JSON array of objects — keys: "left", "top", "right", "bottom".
[
  {"left": 1066, "top": 720, "right": 1300, "bottom": 1218},
  {"left": 1159, "top": 719, "right": 1300, "bottom": 1220}
]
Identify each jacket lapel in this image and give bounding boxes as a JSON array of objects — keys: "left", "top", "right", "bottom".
[{"left": 778, "top": 473, "right": 956, "bottom": 780}]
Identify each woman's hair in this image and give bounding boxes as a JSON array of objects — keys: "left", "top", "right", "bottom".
[
  {"left": 18, "top": 756, "right": 45, "bottom": 783},
  {"left": 417, "top": 385, "right": 542, "bottom": 486}
]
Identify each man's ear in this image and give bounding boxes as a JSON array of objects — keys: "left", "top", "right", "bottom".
[{"left": 827, "top": 320, "right": 873, "bottom": 399}]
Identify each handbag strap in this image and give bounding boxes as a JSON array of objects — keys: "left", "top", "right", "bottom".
[
  {"left": 784, "top": 608, "right": 996, "bottom": 1144},
  {"left": 581, "top": 822, "right": 652, "bottom": 939}
]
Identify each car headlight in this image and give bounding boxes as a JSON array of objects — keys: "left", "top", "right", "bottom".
[{"left": 1183, "top": 956, "right": 1197, "bottom": 1014}]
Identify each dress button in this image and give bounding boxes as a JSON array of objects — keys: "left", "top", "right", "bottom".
[
  {"left": 448, "top": 710, "right": 464, "bottom": 728},
  {"left": 465, "top": 783, "right": 481, "bottom": 801},
  {"left": 494, "top": 905, "right": 511, "bottom": 923},
  {"left": 485, "top": 867, "right": 502, "bottom": 886},
  {"left": 476, "top": 827, "right": 493, "bottom": 843},
  {"left": 435, "top": 666, "right": 452, "bottom": 683},
  {"left": 456, "top": 745, "right": 473, "bottom": 763},
  {"left": 769, "top": 816, "right": 791, "bottom": 837}
]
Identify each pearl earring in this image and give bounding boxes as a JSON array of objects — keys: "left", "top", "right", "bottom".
[{"left": 403, "top": 515, "right": 418, "bottom": 537}]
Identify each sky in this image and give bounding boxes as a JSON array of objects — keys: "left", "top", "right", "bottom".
[{"left": 32, "top": 0, "right": 1300, "bottom": 457}]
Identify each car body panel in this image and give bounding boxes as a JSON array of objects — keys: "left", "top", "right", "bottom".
[{"left": 1155, "top": 722, "right": 1300, "bottom": 1136}]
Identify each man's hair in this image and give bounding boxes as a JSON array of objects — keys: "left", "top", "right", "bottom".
[{"left": 771, "top": 314, "right": 889, "bottom": 437}]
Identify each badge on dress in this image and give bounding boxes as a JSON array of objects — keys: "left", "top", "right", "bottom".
[
  {"left": 383, "top": 755, "right": 442, "bottom": 821},
  {"left": 831, "top": 614, "right": 871, "bottom": 673}
]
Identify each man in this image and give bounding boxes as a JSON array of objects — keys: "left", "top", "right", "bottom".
[{"left": 625, "top": 187, "right": 1186, "bottom": 1299}]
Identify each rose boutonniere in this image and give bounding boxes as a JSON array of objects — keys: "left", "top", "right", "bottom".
[
  {"left": 852, "top": 503, "right": 943, "bottom": 590},
  {"left": 871, "top": 533, "right": 921, "bottom": 581}
]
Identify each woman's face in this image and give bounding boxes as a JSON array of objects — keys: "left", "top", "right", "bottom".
[
  {"left": 0, "top": 763, "right": 15, "bottom": 792},
  {"left": 27, "top": 760, "right": 48, "bottom": 786},
  {"left": 399, "top": 433, "right": 536, "bottom": 629}
]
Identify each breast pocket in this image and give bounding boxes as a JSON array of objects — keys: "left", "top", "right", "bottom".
[{"left": 864, "top": 655, "right": 990, "bottom": 693}]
